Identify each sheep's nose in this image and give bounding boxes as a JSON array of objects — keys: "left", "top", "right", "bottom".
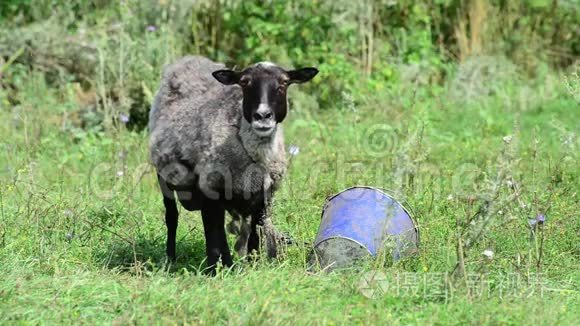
[
  {"left": 253, "top": 111, "right": 273, "bottom": 121},
  {"left": 254, "top": 105, "right": 273, "bottom": 121}
]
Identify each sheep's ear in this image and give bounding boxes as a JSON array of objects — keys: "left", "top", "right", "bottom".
[
  {"left": 212, "top": 70, "right": 240, "bottom": 85},
  {"left": 288, "top": 67, "right": 319, "bottom": 84}
]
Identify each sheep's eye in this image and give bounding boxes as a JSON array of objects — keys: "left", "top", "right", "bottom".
[
  {"left": 239, "top": 77, "right": 251, "bottom": 87},
  {"left": 277, "top": 84, "right": 287, "bottom": 93}
]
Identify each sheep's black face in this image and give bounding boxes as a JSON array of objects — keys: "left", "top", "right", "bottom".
[{"left": 213, "top": 62, "right": 318, "bottom": 138}]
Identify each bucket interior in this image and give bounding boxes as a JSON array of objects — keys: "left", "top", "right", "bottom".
[{"left": 308, "top": 237, "right": 371, "bottom": 271}]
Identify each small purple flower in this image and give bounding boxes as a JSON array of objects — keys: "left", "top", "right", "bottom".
[
  {"left": 529, "top": 214, "right": 546, "bottom": 230},
  {"left": 146, "top": 25, "right": 157, "bottom": 33},
  {"left": 288, "top": 145, "right": 300, "bottom": 156},
  {"left": 119, "top": 112, "right": 130, "bottom": 124}
]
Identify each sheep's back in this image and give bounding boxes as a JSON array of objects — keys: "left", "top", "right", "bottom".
[
  {"left": 148, "top": 57, "right": 259, "bottom": 192},
  {"left": 149, "top": 56, "right": 226, "bottom": 131}
]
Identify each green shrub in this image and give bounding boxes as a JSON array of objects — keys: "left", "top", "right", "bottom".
[{"left": 1, "top": 0, "right": 577, "bottom": 130}]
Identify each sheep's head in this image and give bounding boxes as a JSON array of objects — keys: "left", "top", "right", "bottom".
[{"left": 212, "top": 62, "right": 318, "bottom": 137}]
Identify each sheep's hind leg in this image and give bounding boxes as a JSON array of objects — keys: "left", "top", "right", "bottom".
[
  {"left": 201, "top": 199, "right": 233, "bottom": 274},
  {"left": 261, "top": 218, "right": 278, "bottom": 259},
  {"left": 249, "top": 209, "right": 277, "bottom": 259},
  {"left": 157, "top": 174, "right": 178, "bottom": 262},
  {"left": 247, "top": 215, "right": 260, "bottom": 256},
  {"left": 229, "top": 212, "right": 251, "bottom": 258}
]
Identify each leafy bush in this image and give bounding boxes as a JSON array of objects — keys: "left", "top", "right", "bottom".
[{"left": 1, "top": 0, "right": 577, "bottom": 131}]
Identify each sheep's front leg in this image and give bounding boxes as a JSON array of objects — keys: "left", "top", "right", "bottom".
[{"left": 201, "top": 199, "right": 233, "bottom": 273}]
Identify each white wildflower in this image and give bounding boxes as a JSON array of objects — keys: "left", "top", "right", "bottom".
[{"left": 482, "top": 249, "right": 494, "bottom": 260}]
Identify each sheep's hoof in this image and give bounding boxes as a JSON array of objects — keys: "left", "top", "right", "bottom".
[
  {"left": 234, "top": 240, "right": 248, "bottom": 258},
  {"left": 161, "top": 256, "right": 176, "bottom": 271},
  {"left": 226, "top": 220, "right": 240, "bottom": 234},
  {"left": 276, "top": 231, "right": 295, "bottom": 245}
]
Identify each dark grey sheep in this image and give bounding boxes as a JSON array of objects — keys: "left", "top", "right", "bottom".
[{"left": 149, "top": 56, "right": 318, "bottom": 272}]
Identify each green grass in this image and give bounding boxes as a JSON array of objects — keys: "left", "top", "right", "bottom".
[{"left": 0, "top": 62, "right": 578, "bottom": 324}]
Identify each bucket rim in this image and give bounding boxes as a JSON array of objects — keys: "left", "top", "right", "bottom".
[
  {"left": 320, "top": 186, "right": 420, "bottom": 246},
  {"left": 313, "top": 235, "right": 374, "bottom": 256}
]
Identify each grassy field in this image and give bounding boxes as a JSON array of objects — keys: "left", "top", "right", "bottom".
[
  {"left": 0, "top": 64, "right": 578, "bottom": 324},
  {"left": 1, "top": 0, "right": 579, "bottom": 324}
]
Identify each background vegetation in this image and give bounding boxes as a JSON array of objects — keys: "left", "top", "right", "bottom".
[{"left": 0, "top": 0, "right": 578, "bottom": 324}]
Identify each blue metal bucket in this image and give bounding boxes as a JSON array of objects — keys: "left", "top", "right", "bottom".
[{"left": 309, "top": 187, "right": 419, "bottom": 271}]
